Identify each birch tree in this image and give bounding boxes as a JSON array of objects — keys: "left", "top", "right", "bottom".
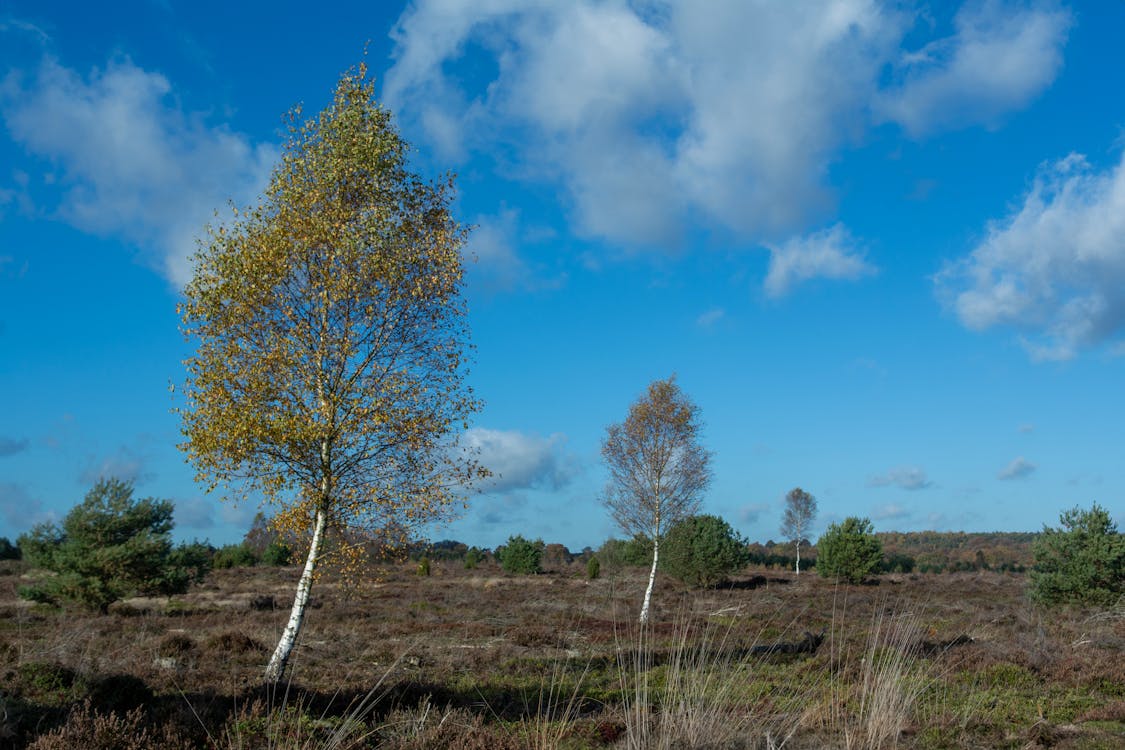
[
  {"left": 781, "top": 487, "right": 817, "bottom": 574},
  {"left": 601, "top": 377, "right": 711, "bottom": 624},
  {"left": 179, "top": 64, "right": 484, "bottom": 682}
]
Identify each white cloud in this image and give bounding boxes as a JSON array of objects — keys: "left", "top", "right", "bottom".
[
  {"left": 462, "top": 427, "right": 578, "bottom": 494},
  {"left": 695, "top": 307, "right": 725, "bottom": 329},
  {"left": 174, "top": 496, "right": 215, "bottom": 530},
  {"left": 871, "top": 502, "right": 911, "bottom": 521},
  {"left": 764, "top": 224, "right": 876, "bottom": 297},
  {"left": 876, "top": 1, "right": 1071, "bottom": 136},
  {"left": 997, "top": 456, "right": 1036, "bottom": 480},
  {"left": 79, "top": 446, "right": 151, "bottom": 485},
  {"left": 937, "top": 152, "right": 1125, "bottom": 360},
  {"left": 0, "top": 481, "right": 53, "bottom": 532},
  {"left": 0, "top": 18, "right": 50, "bottom": 44},
  {"left": 462, "top": 206, "right": 565, "bottom": 292},
  {"left": 463, "top": 207, "right": 531, "bottom": 292},
  {"left": 738, "top": 502, "right": 770, "bottom": 525},
  {"left": 0, "top": 57, "right": 276, "bottom": 286},
  {"left": 385, "top": 1, "right": 1067, "bottom": 266},
  {"left": 867, "top": 466, "right": 933, "bottom": 491}
]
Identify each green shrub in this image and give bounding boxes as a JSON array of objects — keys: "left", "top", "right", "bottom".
[
  {"left": 498, "top": 535, "right": 543, "bottom": 575},
  {"left": 882, "top": 553, "right": 916, "bottom": 574},
  {"left": 164, "top": 541, "right": 213, "bottom": 590},
  {"left": 596, "top": 535, "right": 652, "bottom": 572},
  {"left": 417, "top": 557, "right": 431, "bottom": 576},
  {"left": 259, "top": 541, "right": 292, "bottom": 566},
  {"left": 660, "top": 514, "right": 749, "bottom": 588},
  {"left": 1030, "top": 503, "right": 1125, "bottom": 607},
  {"left": 587, "top": 555, "right": 601, "bottom": 580},
  {"left": 212, "top": 543, "right": 259, "bottom": 569},
  {"left": 463, "top": 546, "right": 485, "bottom": 569},
  {"left": 817, "top": 516, "right": 883, "bottom": 584},
  {"left": 16, "top": 479, "right": 209, "bottom": 612}
]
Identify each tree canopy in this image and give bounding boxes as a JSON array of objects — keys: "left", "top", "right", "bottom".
[
  {"left": 661, "top": 514, "right": 749, "bottom": 588},
  {"left": 780, "top": 487, "right": 817, "bottom": 574},
  {"left": 179, "top": 63, "right": 484, "bottom": 681},
  {"left": 1030, "top": 503, "right": 1124, "bottom": 607},
  {"left": 816, "top": 516, "right": 883, "bottom": 584},
  {"left": 602, "top": 376, "right": 712, "bottom": 622},
  {"left": 17, "top": 478, "right": 208, "bottom": 612}
]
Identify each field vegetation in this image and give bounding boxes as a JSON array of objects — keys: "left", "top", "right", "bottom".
[{"left": 1, "top": 548, "right": 1122, "bottom": 748}]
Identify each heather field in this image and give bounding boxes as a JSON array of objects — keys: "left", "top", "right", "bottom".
[{"left": 1, "top": 559, "right": 1122, "bottom": 749}]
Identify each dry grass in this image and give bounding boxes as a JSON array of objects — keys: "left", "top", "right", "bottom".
[{"left": 0, "top": 561, "right": 1122, "bottom": 748}]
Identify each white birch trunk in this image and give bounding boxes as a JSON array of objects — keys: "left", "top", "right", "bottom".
[
  {"left": 639, "top": 536, "right": 659, "bottom": 625},
  {"left": 265, "top": 506, "right": 327, "bottom": 682},
  {"left": 795, "top": 539, "right": 801, "bottom": 575}
]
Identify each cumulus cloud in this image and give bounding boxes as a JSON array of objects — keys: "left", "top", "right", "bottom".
[
  {"left": 696, "top": 308, "right": 725, "bottom": 329},
  {"left": 739, "top": 502, "right": 770, "bottom": 525},
  {"left": 462, "top": 428, "right": 578, "bottom": 494},
  {"left": 79, "top": 446, "right": 151, "bottom": 485},
  {"left": 764, "top": 224, "right": 876, "bottom": 297},
  {"left": 937, "top": 152, "right": 1125, "bottom": 360},
  {"left": 173, "top": 496, "right": 216, "bottom": 529},
  {"left": 871, "top": 502, "right": 911, "bottom": 521},
  {"left": 876, "top": 1, "right": 1071, "bottom": 136},
  {"left": 0, "top": 436, "right": 29, "bottom": 457},
  {"left": 867, "top": 467, "right": 933, "bottom": 490},
  {"left": 997, "top": 456, "right": 1036, "bottom": 480},
  {"left": 0, "top": 481, "right": 52, "bottom": 532},
  {"left": 385, "top": 0, "right": 1067, "bottom": 272},
  {"left": 0, "top": 56, "right": 276, "bottom": 286},
  {"left": 463, "top": 207, "right": 531, "bottom": 292}
]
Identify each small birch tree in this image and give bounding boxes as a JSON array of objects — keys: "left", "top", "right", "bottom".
[
  {"left": 780, "top": 487, "right": 817, "bottom": 574},
  {"left": 179, "top": 64, "right": 484, "bottom": 682},
  {"left": 601, "top": 377, "right": 711, "bottom": 624}
]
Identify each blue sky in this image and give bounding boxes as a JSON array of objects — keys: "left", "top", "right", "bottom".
[{"left": 1, "top": 1, "right": 1123, "bottom": 551}]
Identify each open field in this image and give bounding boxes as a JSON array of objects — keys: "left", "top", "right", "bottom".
[{"left": 1, "top": 559, "right": 1122, "bottom": 749}]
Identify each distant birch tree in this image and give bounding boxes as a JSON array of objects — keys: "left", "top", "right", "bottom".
[
  {"left": 781, "top": 487, "right": 817, "bottom": 574},
  {"left": 601, "top": 377, "right": 712, "bottom": 624},
  {"left": 179, "top": 64, "right": 484, "bottom": 682}
]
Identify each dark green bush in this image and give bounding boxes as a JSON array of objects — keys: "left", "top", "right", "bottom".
[
  {"left": 0, "top": 536, "right": 19, "bottom": 560},
  {"left": 817, "top": 517, "right": 883, "bottom": 584},
  {"left": 587, "top": 555, "right": 601, "bottom": 580},
  {"left": 259, "top": 541, "right": 292, "bottom": 566},
  {"left": 212, "top": 543, "right": 259, "bottom": 569},
  {"left": 416, "top": 557, "right": 431, "bottom": 576},
  {"left": 498, "top": 535, "right": 543, "bottom": 575},
  {"left": 660, "top": 514, "right": 749, "bottom": 588},
  {"left": 16, "top": 479, "right": 209, "bottom": 612},
  {"left": 463, "top": 546, "right": 485, "bottom": 569},
  {"left": 1030, "top": 503, "right": 1125, "bottom": 607},
  {"left": 596, "top": 535, "right": 652, "bottom": 572},
  {"left": 882, "top": 553, "right": 916, "bottom": 574}
]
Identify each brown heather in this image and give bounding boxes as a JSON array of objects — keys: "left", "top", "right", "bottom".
[{"left": 0, "top": 557, "right": 1122, "bottom": 748}]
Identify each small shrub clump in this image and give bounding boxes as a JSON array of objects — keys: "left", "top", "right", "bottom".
[
  {"left": 259, "top": 540, "right": 291, "bottom": 566},
  {"left": 587, "top": 555, "right": 601, "bottom": 580},
  {"left": 212, "top": 543, "right": 259, "bottom": 569},
  {"left": 498, "top": 535, "right": 543, "bottom": 575},
  {"left": 1030, "top": 503, "right": 1125, "bottom": 606},
  {"left": 17, "top": 478, "right": 210, "bottom": 612},
  {"left": 817, "top": 516, "right": 883, "bottom": 584},
  {"left": 660, "top": 514, "right": 749, "bottom": 588},
  {"left": 463, "top": 546, "right": 485, "bottom": 569}
]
